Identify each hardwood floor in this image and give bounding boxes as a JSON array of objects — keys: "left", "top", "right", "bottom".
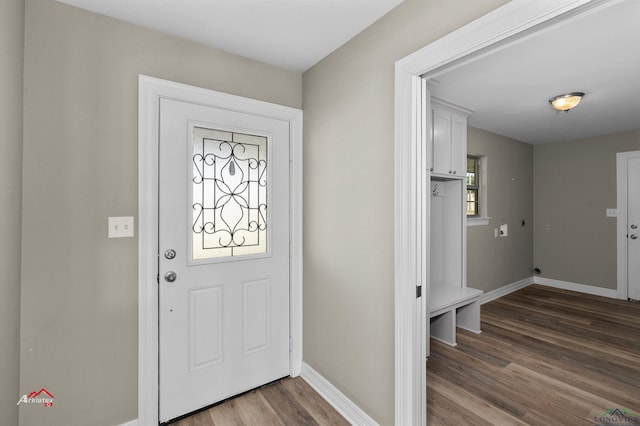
[
  {"left": 168, "top": 377, "right": 349, "bottom": 426},
  {"left": 427, "top": 284, "right": 640, "bottom": 425},
  {"left": 169, "top": 285, "right": 640, "bottom": 426}
]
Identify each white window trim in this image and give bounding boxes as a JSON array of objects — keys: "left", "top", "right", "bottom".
[{"left": 467, "top": 217, "right": 491, "bottom": 227}]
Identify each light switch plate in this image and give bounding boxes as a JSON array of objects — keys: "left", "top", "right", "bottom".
[{"left": 108, "top": 216, "right": 135, "bottom": 238}]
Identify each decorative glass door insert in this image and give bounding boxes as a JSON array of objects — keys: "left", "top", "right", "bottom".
[{"left": 192, "top": 126, "right": 268, "bottom": 260}]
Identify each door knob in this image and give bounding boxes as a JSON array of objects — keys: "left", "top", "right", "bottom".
[
  {"left": 631, "top": 224, "right": 638, "bottom": 230},
  {"left": 631, "top": 234, "right": 638, "bottom": 240},
  {"left": 164, "top": 271, "right": 177, "bottom": 282}
]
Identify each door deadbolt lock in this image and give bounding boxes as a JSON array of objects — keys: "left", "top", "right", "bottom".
[
  {"left": 164, "top": 271, "right": 177, "bottom": 282},
  {"left": 631, "top": 224, "right": 638, "bottom": 230},
  {"left": 631, "top": 234, "right": 638, "bottom": 240},
  {"left": 165, "top": 249, "right": 177, "bottom": 260}
]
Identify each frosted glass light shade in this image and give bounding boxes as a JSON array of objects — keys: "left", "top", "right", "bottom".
[{"left": 549, "top": 92, "right": 585, "bottom": 111}]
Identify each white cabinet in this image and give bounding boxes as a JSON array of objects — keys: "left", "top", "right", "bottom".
[
  {"left": 430, "top": 99, "right": 470, "bottom": 178},
  {"left": 427, "top": 99, "right": 481, "bottom": 353},
  {"left": 428, "top": 178, "right": 482, "bottom": 351}
]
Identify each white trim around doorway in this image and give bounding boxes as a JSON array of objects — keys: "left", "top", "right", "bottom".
[{"left": 137, "top": 75, "right": 303, "bottom": 425}]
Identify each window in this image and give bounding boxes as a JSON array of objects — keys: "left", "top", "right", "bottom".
[
  {"left": 192, "top": 126, "right": 268, "bottom": 260},
  {"left": 466, "top": 155, "right": 480, "bottom": 216}
]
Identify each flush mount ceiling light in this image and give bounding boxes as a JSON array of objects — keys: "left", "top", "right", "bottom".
[{"left": 549, "top": 92, "right": 585, "bottom": 112}]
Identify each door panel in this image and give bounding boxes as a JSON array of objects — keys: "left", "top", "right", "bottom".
[
  {"left": 158, "top": 98, "right": 290, "bottom": 422},
  {"left": 243, "top": 278, "right": 270, "bottom": 354},
  {"left": 628, "top": 158, "right": 640, "bottom": 299},
  {"left": 431, "top": 108, "right": 451, "bottom": 175},
  {"left": 189, "top": 286, "right": 223, "bottom": 369},
  {"left": 450, "top": 114, "right": 467, "bottom": 175}
]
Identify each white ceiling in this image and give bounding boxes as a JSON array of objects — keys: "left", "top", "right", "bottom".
[
  {"left": 55, "top": 0, "right": 404, "bottom": 72},
  {"left": 428, "top": 0, "right": 640, "bottom": 144},
  {"left": 55, "top": 0, "right": 639, "bottom": 144}
]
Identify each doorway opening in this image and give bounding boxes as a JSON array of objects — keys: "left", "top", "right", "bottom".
[{"left": 394, "top": 1, "right": 621, "bottom": 424}]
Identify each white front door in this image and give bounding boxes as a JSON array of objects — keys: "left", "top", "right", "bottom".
[
  {"left": 628, "top": 157, "right": 640, "bottom": 300},
  {"left": 158, "top": 98, "right": 291, "bottom": 422}
]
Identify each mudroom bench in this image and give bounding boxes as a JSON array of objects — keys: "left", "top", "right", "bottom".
[{"left": 429, "top": 285, "right": 483, "bottom": 347}]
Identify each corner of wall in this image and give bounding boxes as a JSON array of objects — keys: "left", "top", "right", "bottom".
[{"left": 0, "top": 0, "right": 24, "bottom": 425}]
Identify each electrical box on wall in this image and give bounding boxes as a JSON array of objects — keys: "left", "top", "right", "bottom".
[{"left": 499, "top": 224, "right": 508, "bottom": 237}]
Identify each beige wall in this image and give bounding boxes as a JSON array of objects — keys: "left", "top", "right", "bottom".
[
  {"left": 302, "top": 0, "right": 509, "bottom": 423},
  {"left": 467, "top": 127, "right": 534, "bottom": 292},
  {"left": 20, "top": 1, "right": 301, "bottom": 425},
  {"left": 0, "top": 1, "right": 24, "bottom": 425},
  {"left": 533, "top": 130, "right": 640, "bottom": 289}
]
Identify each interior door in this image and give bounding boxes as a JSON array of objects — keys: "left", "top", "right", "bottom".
[
  {"left": 158, "top": 98, "right": 290, "bottom": 422},
  {"left": 628, "top": 158, "right": 640, "bottom": 300}
]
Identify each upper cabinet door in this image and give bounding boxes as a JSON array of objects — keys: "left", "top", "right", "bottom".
[
  {"left": 450, "top": 113, "right": 467, "bottom": 176},
  {"left": 430, "top": 99, "right": 470, "bottom": 179},
  {"left": 432, "top": 108, "right": 452, "bottom": 175}
]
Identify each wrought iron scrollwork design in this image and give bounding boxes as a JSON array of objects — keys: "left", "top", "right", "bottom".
[{"left": 192, "top": 129, "right": 267, "bottom": 258}]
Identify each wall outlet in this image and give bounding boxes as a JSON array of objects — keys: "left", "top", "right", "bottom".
[
  {"left": 606, "top": 208, "right": 617, "bottom": 217},
  {"left": 108, "top": 216, "right": 135, "bottom": 238},
  {"left": 499, "top": 224, "right": 508, "bottom": 237}
]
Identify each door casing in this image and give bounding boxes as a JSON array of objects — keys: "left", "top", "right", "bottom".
[
  {"left": 616, "top": 150, "right": 640, "bottom": 300},
  {"left": 138, "top": 75, "right": 303, "bottom": 425}
]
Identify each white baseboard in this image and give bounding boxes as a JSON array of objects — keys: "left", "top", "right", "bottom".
[
  {"left": 480, "top": 277, "right": 533, "bottom": 304},
  {"left": 117, "top": 420, "right": 137, "bottom": 426},
  {"left": 533, "top": 277, "right": 618, "bottom": 299},
  {"left": 300, "top": 362, "right": 379, "bottom": 426}
]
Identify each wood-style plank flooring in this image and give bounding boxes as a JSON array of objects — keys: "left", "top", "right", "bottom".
[
  {"left": 170, "top": 285, "right": 640, "bottom": 426},
  {"left": 428, "top": 284, "right": 640, "bottom": 425},
  {"left": 168, "top": 377, "right": 349, "bottom": 426}
]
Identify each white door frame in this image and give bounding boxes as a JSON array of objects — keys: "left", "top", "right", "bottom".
[
  {"left": 394, "top": 1, "right": 617, "bottom": 424},
  {"left": 138, "top": 75, "right": 303, "bottom": 425},
  {"left": 616, "top": 150, "right": 640, "bottom": 300}
]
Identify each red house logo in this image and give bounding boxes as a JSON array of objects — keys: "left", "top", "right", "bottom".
[{"left": 17, "top": 388, "right": 54, "bottom": 407}]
